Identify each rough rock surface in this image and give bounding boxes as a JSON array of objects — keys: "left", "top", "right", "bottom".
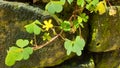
[
  {"left": 93, "top": 50, "right": 120, "bottom": 68},
  {"left": 0, "top": 1, "right": 73, "bottom": 68},
  {"left": 88, "top": 6, "right": 120, "bottom": 52}
]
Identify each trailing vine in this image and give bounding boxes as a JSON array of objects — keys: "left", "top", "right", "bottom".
[{"left": 5, "top": 0, "right": 116, "bottom": 66}]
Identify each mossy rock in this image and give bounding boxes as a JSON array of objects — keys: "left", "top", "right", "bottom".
[
  {"left": 109, "top": 0, "right": 120, "bottom": 5},
  {"left": 0, "top": 1, "right": 88, "bottom": 68},
  {"left": 88, "top": 6, "right": 120, "bottom": 52},
  {"left": 93, "top": 50, "right": 120, "bottom": 68},
  {"left": 0, "top": 1, "right": 69, "bottom": 68},
  {"left": 54, "top": 52, "right": 95, "bottom": 68}
]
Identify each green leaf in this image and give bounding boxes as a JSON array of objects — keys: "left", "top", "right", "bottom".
[
  {"left": 25, "top": 22, "right": 41, "bottom": 35},
  {"left": 34, "top": 24, "right": 41, "bottom": 35},
  {"left": 22, "top": 51, "right": 29, "bottom": 60},
  {"left": 75, "top": 13, "right": 89, "bottom": 28},
  {"left": 73, "top": 20, "right": 79, "bottom": 29},
  {"left": 80, "top": 13, "right": 89, "bottom": 22},
  {"left": 33, "top": 20, "right": 41, "bottom": 25},
  {"left": 72, "top": 36, "right": 85, "bottom": 56},
  {"left": 86, "top": 0, "right": 91, "bottom": 3},
  {"left": 25, "top": 23, "right": 34, "bottom": 34},
  {"left": 78, "top": 16, "right": 82, "bottom": 23},
  {"left": 5, "top": 47, "right": 23, "bottom": 66},
  {"left": 24, "top": 47, "right": 33, "bottom": 54},
  {"left": 45, "top": 1, "right": 63, "bottom": 14},
  {"left": 16, "top": 39, "right": 29, "bottom": 48},
  {"left": 76, "top": 51, "right": 82, "bottom": 56},
  {"left": 86, "top": 3, "right": 92, "bottom": 9},
  {"left": 67, "top": 0, "right": 73, "bottom": 4},
  {"left": 15, "top": 52, "right": 23, "bottom": 61},
  {"left": 77, "top": 16, "right": 84, "bottom": 28},
  {"left": 86, "top": 0, "right": 99, "bottom": 12},
  {"left": 5, "top": 52, "right": 16, "bottom": 66},
  {"left": 60, "top": 0, "right": 66, "bottom": 5},
  {"left": 60, "top": 21, "right": 71, "bottom": 31},
  {"left": 92, "top": 0, "right": 99, "bottom": 6},
  {"left": 77, "top": 0, "right": 85, "bottom": 7},
  {"left": 9, "top": 47, "right": 23, "bottom": 61},
  {"left": 22, "top": 47, "right": 33, "bottom": 60},
  {"left": 64, "top": 39, "right": 73, "bottom": 55},
  {"left": 75, "top": 36, "right": 85, "bottom": 50}
]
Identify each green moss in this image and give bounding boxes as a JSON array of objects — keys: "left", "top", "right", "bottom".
[{"left": 92, "top": 29, "right": 98, "bottom": 41}]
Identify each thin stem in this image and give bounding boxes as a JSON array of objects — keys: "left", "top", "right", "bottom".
[
  {"left": 106, "top": 0, "right": 112, "bottom": 7},
  {"left": 32, "top": 30, "right": 63, "bottom": 50},
  {"left": 33, "top": 34, "right": 60, "bottom": 50},
  {"left": 34, "top": 34, "right": 37, "bottom": 46},
  {"left": 59, "top": 34, "right": 65, "bottom": 40}
]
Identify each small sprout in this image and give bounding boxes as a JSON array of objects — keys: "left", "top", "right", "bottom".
[
  {"left": 60, "top": 21, "right": 71, "bottom": 32},
  {"left": 42, "top": 33, "right": 51, "bottom": 41}
]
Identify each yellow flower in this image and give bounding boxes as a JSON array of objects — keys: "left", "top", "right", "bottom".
[{"left": 42, "top": 19, "right": 53, "bottom": 31}]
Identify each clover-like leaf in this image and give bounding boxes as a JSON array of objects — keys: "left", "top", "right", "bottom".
[
  {"left": 77, "top": 0, "right": 85, "bottom": 7},
  {"left": 45, "top": 1, "right": 63, "bottom": 14},
  {"left": 77, "top": 16, "right": 84, "bottom": 28},
  {"left": 60, "top": 0, "right": 66, "bottom": 5},
  {"left": 86, "top": 0, "right": 91, "bottom": 3},
  {"left": 22, "top": 51, "right": 29, "bottom": 60},
  {"left": 73, "top": 20, "right": 79, "bottom": 29},
  {"left": 22, "top": 47, "right": 33, "bottom": 60},
  {"left": 80, "top": 13, "right": 89, "bottom": 23},
  {"left": 25, "top": 23, "right": 34, "bottom": 34},
  {"left": 76, "top": 51, "right": 82, "bottom": 56},
  {"left": 24, "top": 47, "right": 33, "bottom": 54},
  {"left": 92, "top": 0, "right": 99, "bottom": 6},
  {"left": 25, "top": 22, "right": 41, "bottom": 35},
  {"left": 5, "top": 47, "right": 23, "bottom": 66},
  {"left": 33, "top": 20, "right": 41, "bottom": 25},
  {"left": 34, "top": 24, "right": 41, "bottom": 35},
  {"left": 72, "top": 36, "right": 85, "bottom": 56},
  {"left": 5, "top": 52, "right": 16, "bottom": 66},
  {"left": 60, "top": 21, "right": 71, "bottom": 31},
  {"left": 64, "top": 39, "right": 73, "bottom": 55},
  {"left": 16, "top": 39, "right": 29, "bottom": 48},
  {"left": 86, "top": 0, "right": 99, "bottom": 12}
]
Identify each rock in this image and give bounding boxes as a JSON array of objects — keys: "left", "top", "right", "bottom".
[
  {"left": 88, "top": 6, "right": 120, "bottom": 52},
  {"left": 93, "top": 50, "right": 120, "bottom": 68},
  {"left": 3, "top": 0, "right": 49, "bottom": 4},
  {"left": 3, "top": 0, "right": 33, "bottom": 3},
  {"left": 0, "top": 1, "right": 74, "bottom": 68},
  {"left": 110, "top": 0, "right": 120, "bottom": 5},
  {"left": 52, "top": 52, "right": 95, "bottom": 68}
]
